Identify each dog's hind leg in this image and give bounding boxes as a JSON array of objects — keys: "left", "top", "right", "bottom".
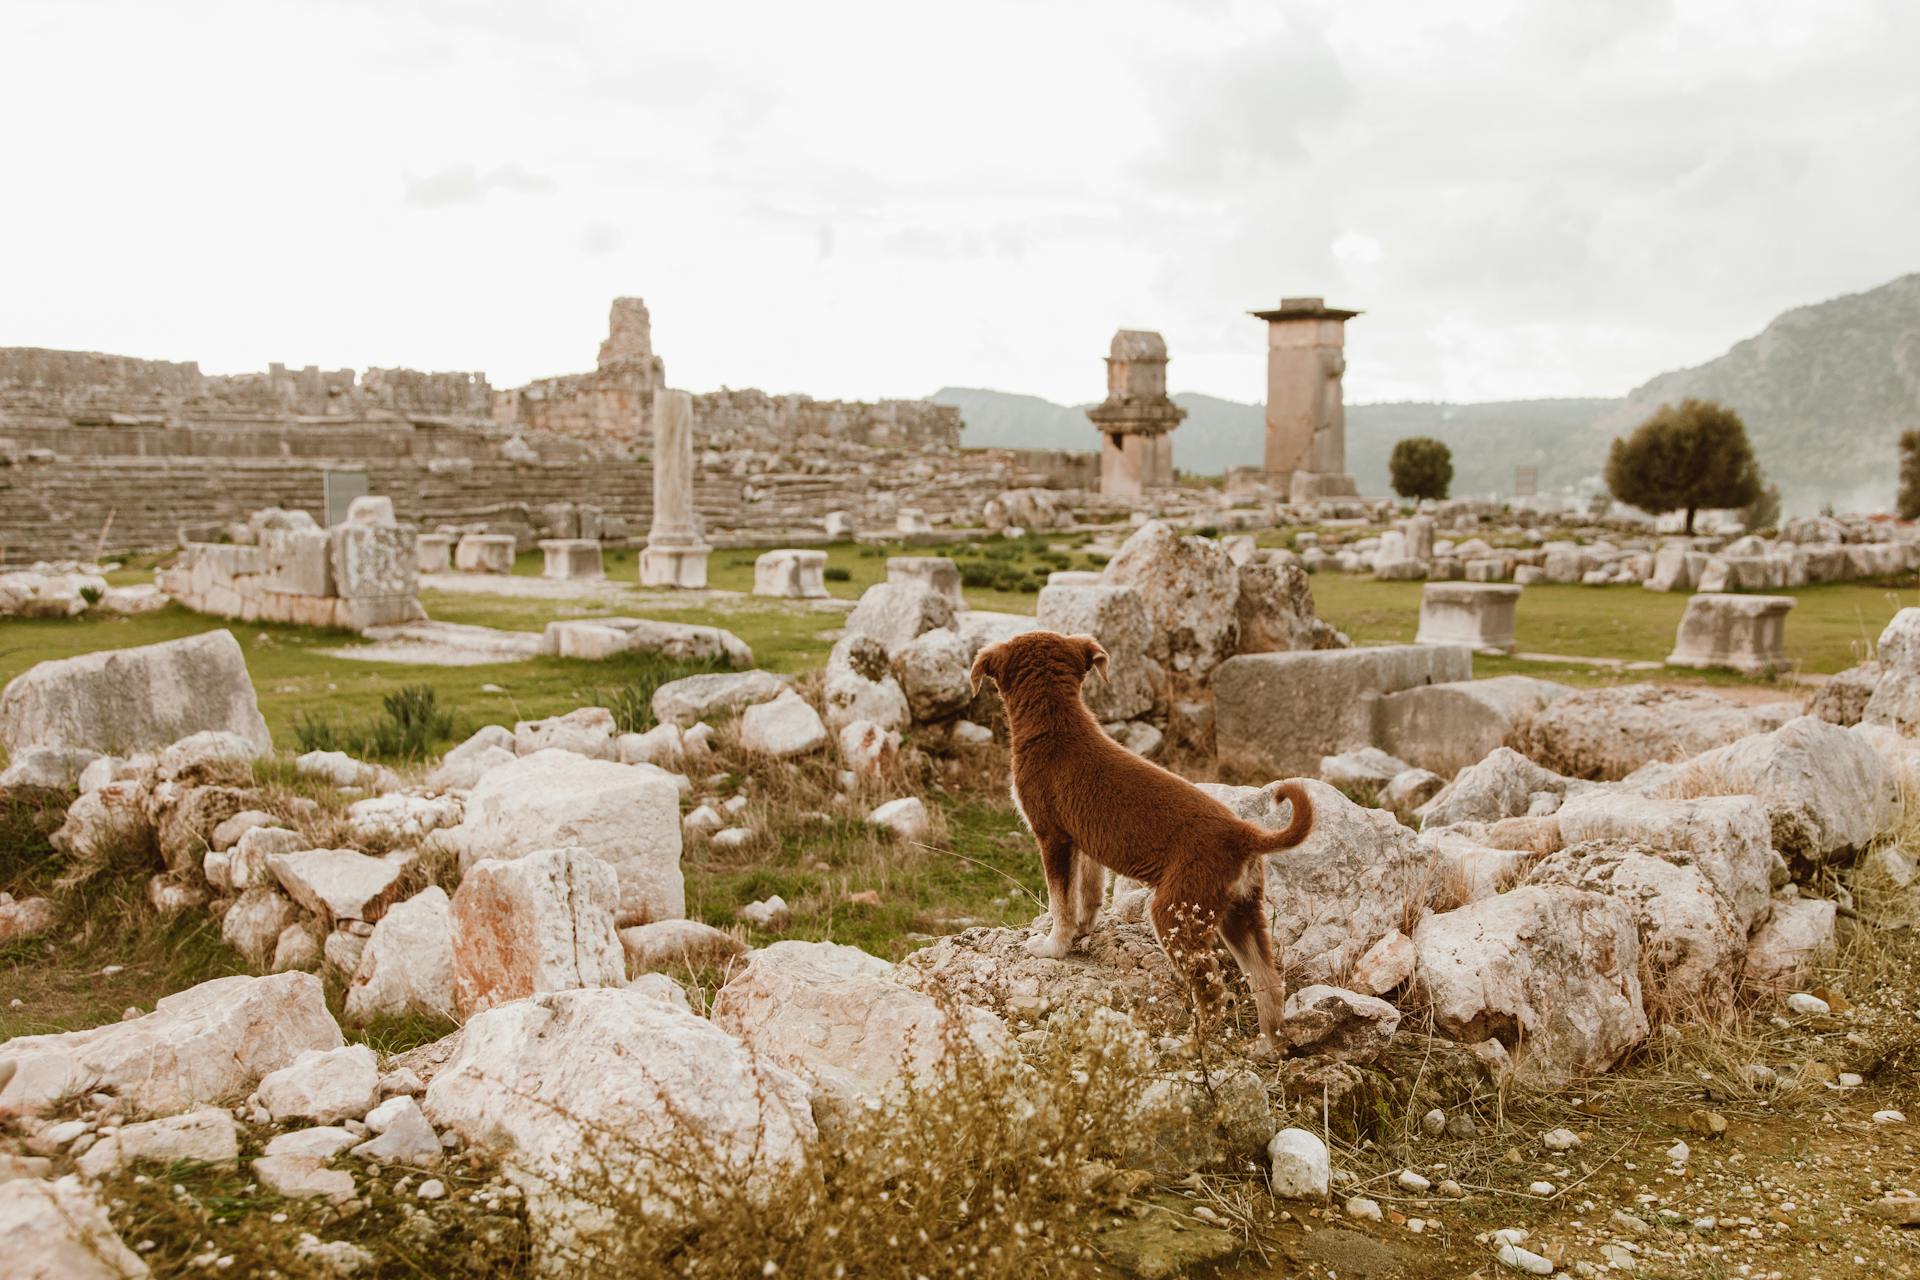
[
  {"left": 1023, "top": 836, "right": 1080, "bottom": 959},
  {"left": 1069, "top": 852, "right": 1106, "bottom": 936},
  {"left": 1218, "top": 893, "right": 1287, "bottom": 1058},
  {"left": 1149, "top": 886, "right": 1227, "bottom": 1040}
]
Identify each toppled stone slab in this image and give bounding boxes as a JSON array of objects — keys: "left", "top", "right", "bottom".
[
  {"left": 1418, "top": 747, "right": 1593, "bottom": 827},
  {"left": 75, "top": 1106, "right": 239, "bottom": 1178},
  {"left": 0, "top": 629, "right": 270, "bottom": 757},
  {"left": 0, "top": 972, "right": 341, "bottom": 1116},
  {"left": 1375, "top": 676, "right": 1571, "bottom": 780},
  {"left": 619, "top": 919, "right": 748, "bottom": 974},
  {"left": 539, "top": 617, "right": 752, "bottom": 668},
  {"left": 0, "top": 1175, "right": 151, "bottom": 1278},
  {"left": 268, "top": 848, "right": 407, "bottom": 925},
  {"left": 345, "top": 886, "right": 456, "bottom": 1025},
  {"left": 1553, "top": 791, "right": 1775, "bottom": 930}
]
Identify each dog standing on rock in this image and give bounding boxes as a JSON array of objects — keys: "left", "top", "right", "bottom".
[{"left": 970, "top": 629, "right": 1313, "bottom": 1054}]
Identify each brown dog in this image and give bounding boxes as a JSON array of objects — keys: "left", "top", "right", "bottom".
[{"left": 971, "top": 629, "right": 1313, "bottom": 1053}]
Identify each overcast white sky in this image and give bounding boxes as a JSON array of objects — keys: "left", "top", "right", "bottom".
[{"left": 2, "top": 0, "right": 1915, "bottom": 406}]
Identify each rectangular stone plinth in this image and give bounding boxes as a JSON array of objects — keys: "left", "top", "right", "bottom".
[
  {"left": 752, "top": 549, "right": 829, "bottom": 598},
  {"left": 640, "top": 543, "right": 711, "bottom": 589},
  {"left": 1666, "top": 593, "right": 1796, "bottom": 675},
  {"left": 454, "top": 533, "right": 516, "bottom": 574},
  {"left": 885, "top": 556, "right": 964, "bottom": 609},
  {"left": 415, "top": 534, "right": 452, "bottom": 574},
  {"left": 1415, "top": 582, "right": 1523, "bottom": 654},
  {"left": 539, "top": 539, "right": 605, "bottom": 581}
]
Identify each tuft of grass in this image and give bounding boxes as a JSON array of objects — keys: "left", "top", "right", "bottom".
[
  {"left": 591, "top": 653, "right": 728, "bottom": 733},
  {"left": 293, "top": 683, "right": 459, "bottom": 762}
]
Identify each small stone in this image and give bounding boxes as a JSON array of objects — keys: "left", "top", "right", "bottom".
[
  {"left": 1785, "top": 992, "right": 1830, "bottom": 1016},
  {"left": 1437, "top": 1179, "right": 1463, "bottom": 1198},
  {"left": 1871, "top": 1195, "right": 1920, "bottom": 1224},
  {"left": 1873, "top": 1110, "right": 1907, "bottom": 1125},
  {"left": 1268, "top": 1128, "right": 1331, "bottom": 1200},
  {"left": 1445, "top": 1115, "right": 1478, "bottom": 1139},
  {"left": 417, "top": 1179, "right": 446, "bottom": 1201},
  {"left": 1689, "top": 1109, "right": 1728, "bottom": 1138},
  {"left": 1497, "top": 1242, "right": 1555, "bottom": 1275},
  {"left": 1666, "top": 1141, "right": 1691, "bottom": 1164},
  {"left": 1741, "top": 1064, "right": 1779, "bottom": 1090},
  {"left": 1541, "top": 1127, "right": 1580, "bottom": 1151},
  {"left": 736, "top": 895, "right": 791, "bottom": 930},
  {"left": 1528, "top": 1181, "right": 1555, "bottom": 1196},
  {"left": 1836, "top": 1072, "right": 1863, "bottom": 1088},
  {"left": 1345, "top": 1196, "right": 1383, "bottom": 1222},
  {"left": 1420, "top": 1108, "right": 1446, "bottom": 1137},
  {"left": 1397, "top": 1169, "right": 1432, "bottom": 1193}
]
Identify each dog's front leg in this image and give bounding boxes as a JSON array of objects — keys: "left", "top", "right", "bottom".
[{"left": 1024, "top": 837, "right": 1079, "bottom": 959}]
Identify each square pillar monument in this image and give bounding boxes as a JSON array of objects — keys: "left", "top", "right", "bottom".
[
  {"left": 1085, "top": 329, "right": 1186, "bottom": 500},
  {"left": 639, "top": 388, "right": 712, "bottom": 589},
  {"left": 1251, "top": 297, "right": 1361, "bottom": 502}
]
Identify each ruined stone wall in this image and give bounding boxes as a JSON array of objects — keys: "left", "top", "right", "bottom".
[
  {"left": 0, "top": 454, "right": 1024, "bottom": 564},
  {"left": 689, "top": 389, "right": 962, "bottom": 450}
]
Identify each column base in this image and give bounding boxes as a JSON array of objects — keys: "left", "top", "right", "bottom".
[{"left": 640, "top": 543, "right": 712, "bottom": 589}]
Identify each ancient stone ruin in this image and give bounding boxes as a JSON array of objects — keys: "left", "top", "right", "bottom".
[
  {"left": 1252, "top": 296, "right": 1361, "bottom": 502},
  {"left": 1085, "top": 329, "right": 1186, "bottom": 499}
]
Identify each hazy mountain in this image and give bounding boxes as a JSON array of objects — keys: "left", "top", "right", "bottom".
[
  {"left": 937, "top": 270, "right": 1920, "bottom": 514},
  {"left": 932, "top": 385, "right": 1619, "bottom": 498},
  {"left": 1599, "top": 272, "right": 1920, "bottom": 514}
]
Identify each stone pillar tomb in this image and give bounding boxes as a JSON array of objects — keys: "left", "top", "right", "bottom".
[
  {"left": 1084, "top": 330, "right": 1186, "bottom": 500},
  {"left": 1250, "top": 297, "right": 1361, "bottom": 502}
]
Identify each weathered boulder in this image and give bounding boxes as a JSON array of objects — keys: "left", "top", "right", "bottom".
[
  {"left": 513, "top": 707, "right": 618, "bottom": 760},
  {"left": 650, "top": 670, "right": 790, "bottom": 728},
  {"left": 0, "top": 894, "right": 60, "bottom": 946},
  {"left": 869, "top": 796, "right": 930, "bottom": 841},
  {"left": 253, "top": 1153, "right": 356, "bottom": 1203},
  {"left": 154, "top": 730, "right": 261, "bottom": 782},
  {"left": 426, "top": 724, "right": 517, "bottom": 789},
  {"left": 1418, "top": 747, "right": 1593, "bottom": 828},
  {"left": 271, "top": 920, "right": 323, "bottom": 972},
  {"left": 739, "top": 689, "right": 829, "bottom": 757},
  {"left": 1100, "top": 520, "right": 1240, "bottom": 677},
  {"left": 1317, "top": 747, "right": 1410, "bottom": 790},
  {"left": 268, "top": 848, "right": 407, "bottom": 925},
  {"left": 344, "top": 886, "right": 455, "bottom": 1024},
  {"left": 256, "top": 1043, "right": 380, "bottom": 1124},
  {"left": 1530, "top": 843, "right": 1746, "bottom": 1021},
  {"left": 1235, "top": 560, "right": 1345, "bottom": 654},
  {"left": 822, "top": 634, "right": 912, "bottom": 733},
  {"left": 295, "top": 749, "right": 386, "bottom": 789},
  {"left": 1348, "top": 929, "right": 1416, "bottom": 996},
  {"left": 1267, "top": 1129, "right": 1331, "bottom": 1201},
  {"left": 618, "top": 722, "right": 683, "bottom": 769},
  {"left": 886, "top": 556, "right": 965, "bottom": 608},
  {"left": 712, "top": 940, "right": 1016, "bottom": 1127},
  {"left": 1809, "top": 662, "right": 1881, "bottom": 727},
  {"left": 1034, "top": 583, "right": 1162, "bottom": 722},
  {"left": 1666, "top": 593, "right": 1796, "bottom": 676},
  {"left": 1663, "top": 715, "right": 1901, "bottom": 862},
  {"left": 149, "top": 782, "right": 258, "bottom": 876},
  {"left": 1741, "top": 896, "right": 1838, "bottom": 996},
  {"left": 1509, "top": 684, "right": 1795, "bottom": 781},
  {"left": 1412, "top": 885, "right": 1647, "bottom": 1084},
  {"left": 351, "top": 1095, "right": 442, "bottom": 1167},
  {"left": 891, "top": 627, "right": 974, "bottom": 722},
  {"left": 345, "top": 792, "right": 463, "bottom": 844},
  {"left": 221, "top": 886, "right": 304, "bottom": 968},
  {"left": 836, "top": 719, "right": 900, "bottom": 780},
  {"left": 0, "top": 746, "right": 99, "bottom": 790},
  {"left": 0, "top": 972, "right": 341, "bottom": 1116},
  {"left": 1552, "top": 791, "right": 1775, "bottom": 930},
  {"left": 0, "top": 1176, "right": 150, "bottom": 1279},
  {"left": 845, "top": 581, "right": 956, "bottom": 653},
  {"left": 1281, "top": 985, "right": 1402, "bottom": 1062},
  {"left": 0, "top": 629, "right": 270, "bottom": 757},
  {"left": 901, "top": 922, "right": 1189, "bottom": 1030},
  {"left": 75, "top": 1106, "right": 239, "bottom": 1178},
  {"left": 1380, "top": 768, "right": 1445, "bottom": 824},
  {"left": 1862, "top": 608, "right": 1920, "bottom": 734},
  {"left": 441, "top": 749, "right": 683, "bottom": 924},
  {"left": 229, "top": 825, "right": 304, "bottom": 890},
  {"left": 423, "top": 988, "right": 817, "bottom": 1247},
  {"left": 619, "top": 918, "right": 748, "bottom": 974},
  {"left": 449, "top": 848, "right": 627, "bottom": 1019},
  {"left": 49, "top": 779, "right": 152, "bottom": 868}
]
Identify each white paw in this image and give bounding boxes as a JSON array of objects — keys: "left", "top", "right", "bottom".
[
  {"left": 1023, "top": 932, "right": 1072, "bottom": 960},
  {"left": 1244, "top": 1034, "right": 1283, "bottom": 1061}
]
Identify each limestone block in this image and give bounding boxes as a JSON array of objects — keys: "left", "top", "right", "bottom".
[
  {"left": 1035, "top": 583, "right": 1159, "bottom": 722},
  {"left": 1415, "top": 582, "right": 1522, "bottom": 654},
  {"left": 258, "top": 527, "right": 335, "bottom": 597},
  {"left": 639, "top": 543, "right": 711, "bottom": 589},
  {"left": 345, "top": 886, "right": 455, "bottom": 1024},
  {"left": 886, "top": 556, "right": 965, "bottom": 609},
  {"left": 0, "top": 629, "right": 270, "bottom": 757},
  {"left": 739, "top": 689, "right": 829, "bottom": 757},
  {"left": 415, "top": 533, "right": 453, "bottom": 574},
  {"left": 1213, "top": 644, "right": 1472, "bottom": 779},
  {"left": 651, "top": 670, "right": 790, "bottom": 727},
  {"left": 1510, "top": 684, "right": 1796, "bottom": 781},
  {"left": 257, "top": 1043, "right": 380, "bottom": 1124},
  {"left": 538, "top": 539, "right": 604, "bottom": 580},
  {"left": 1666, "top": 593, "right": 1795, "bottom": 675},
  {"left": 891, "top": 627, "right": 973, "bottom": 722},
  {"left": 752, "top": 549, "right": 829, "bottom": 599},
  {"left": 1100, "top": 520, "right": 1240, "bottom": 677},
  {"left": 0, "top": 1176, "right": 151, "bottom": 1278},
  {"left": 454, "top": 533, "right": 516, "bottom": 574},
  {"left": 1374, "top": 675, "right": 1571, "bottom": 779},
  {"left": 268, "top": 848, "right": 407, "bottom": 925},
  {"left": 330, "top": 522, "right": 417, "bottom": 602},
  {"left": 443, "top": 749, "right": 684, "bottom": 924},
  {"left": 539, "top": 616, "right": 753, "bottom": 668},
  {"left": 845, "top": 581, "right": 956, "bottom": 653},
  {"left": 449, "top": 847, "right": 627, "bottom": 1018}
]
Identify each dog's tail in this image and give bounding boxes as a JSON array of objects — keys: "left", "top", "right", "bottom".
[{"left": 1246, "top": 780, "right": 1314, "bottom": 852}]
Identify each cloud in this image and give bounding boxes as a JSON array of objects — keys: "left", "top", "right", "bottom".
[
  {"left": 579, "top": 222, "right": 624, "bottom": 254},
  {"left": 403, "top": 164, "right": 556, "bottom": 209}
]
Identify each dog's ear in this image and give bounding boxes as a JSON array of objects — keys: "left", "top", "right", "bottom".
[
  {"left": 1079, "top": 636, "right": 1110, "bottom": 685},
  {"left": 969, "top": 644, "right": 1000, "bottom": 696}
]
